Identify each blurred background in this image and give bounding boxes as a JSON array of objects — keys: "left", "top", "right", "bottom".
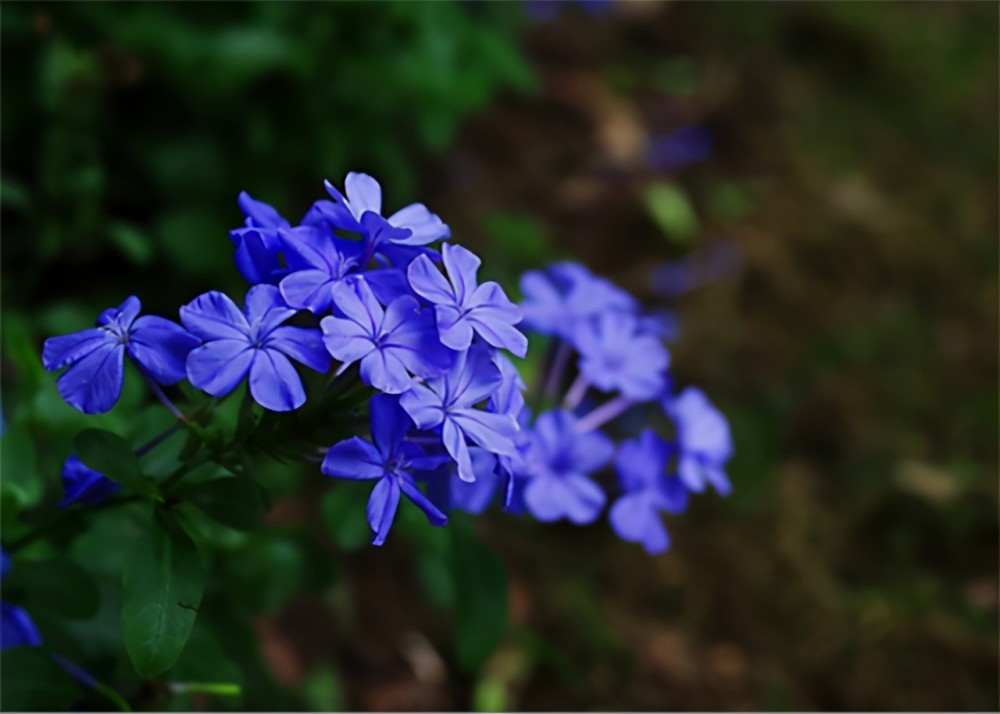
[{"left": 2, "top": 1, "right": 997, "bottom": 710}]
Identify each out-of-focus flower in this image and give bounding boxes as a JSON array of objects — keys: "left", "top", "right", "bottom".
[
  {"left": 322, "top": 395, "right": 446, "bottom": 545},
  {"left": 647, "top": 125, "right": 713, "bottom": 173},
  {"left": 322, "top": 277, "right": 452, "bottom": 394},
  {"left": 575, "top": 312, "right": 669, "bottom": 400},
  {"left": 182, "top": 285, "right": 328, "bottom": 411},
  {"left": 58, "top": 455, "right": 122, "bottom": 509},
  {"left": 519, "top": 409, "right": 613, "bottom": 524},
  {"left": 520, "top": 262, "right": 635, "bottom": 339},
  {"left": 610, "top": 430, "right": 688, "bottom": 554},
  {"left": 666, "top": 387, "right": 733, "bottom": 495},
  {"left": 408, "top": 243, "right": 527, "bottom": 357},
  {"left": 42, "top": 296, "right": 199, "bottom": 414}
]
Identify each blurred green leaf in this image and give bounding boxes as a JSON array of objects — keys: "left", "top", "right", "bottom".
[
  {"left": 5, "top": 556, "right": 100, "bottom": 619},
  {"left": 0, "top": 647, "right": 81, "bottom": 711},
  {"left": 645, "top": 182, "right": 698, "bottom": 245},
  {"left": 179, "top": 477, "right": 268, "bottom": 531},
  {"left": 107, "top": 222, "right": 155, "bottom": 266},
  {"left": 321, "top": 484, "right": 371, "bottom": 552},
  {"left": 452, "top": 534, "right": 509, "bottom": 673},
  {"left": 122, "top": 511, "right": 205, "bottom": 678},
  {"left": 1, "top": 422, "right": 43, "bottom": 509},
  {"left": 75, "top": 428, "right": 155, "bottom": 499}
]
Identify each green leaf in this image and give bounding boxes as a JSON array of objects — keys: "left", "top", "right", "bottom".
[
  {"left": 0, "top": 422, "right": 42, "bottom": 509},
  {"left": 75, "top": 428, "right": 155, "bottom": 498},
  {"left": 644, "top": 182, "right": 699, "bottom": 246},
  {"left": 452, "top": 534, "right": 509, "bottom": 672},
  {"left": 321, "top": 485, "right": 371, "bottom": 551},
  {"left": 0, "top": 646, "right": 81, "bottom": 711},
  {"left": 122, "top": 511, "right": 206, "bottom": 678},
  {"left": 4, "top": 556, "right": 100, "bottom": 619},
  {"left": 179, "top": 477, "right": 268, "bottom": 531}
]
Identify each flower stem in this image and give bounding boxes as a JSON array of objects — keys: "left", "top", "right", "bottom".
[
  {"left": 141, "top": 371, "right": 188, "bottom": 422},
  {"left": 135, "top": 423, "right": 183, "bottom": 458},
  {"left": 563, "top": 373, "right": 590, "bottom": 411},
  {"left": 543, "top": 340, "right": 572, "bottom": 399},
  {"left": 575, "top": 396, "right": 634, "bottom": 432}
]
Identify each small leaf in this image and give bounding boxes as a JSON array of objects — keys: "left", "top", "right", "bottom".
[
  {"left": 122, "top": 511, "right": 205, "bottom": 678},
  {"left": 0, "top": 647, "right": 81, "bottom": 711},
  {"left": 75, "top": 429, "right": 153, "bottom": 498},
  {"left": 452, "top": 534, "right": 509, "bottom": 672},
  {"left": 179, "top": 477, "right": 268, "bottom": 531},
  {"left": 645, "top": 182, "right": 698, "bottom": 246},
  {"left": 321, "top": 485, "right": 371, "bottom": 552}
]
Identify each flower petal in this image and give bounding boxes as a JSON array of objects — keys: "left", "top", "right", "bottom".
[
  {"left": 407, "top": 253, "right": 455, "bottom": 305},
  {"left": 441, "top": 243, "right": 481, "bottom": 305},
  {"left": 387, "top": 202, "right": 450, "bottom": 245},
  {"left": 248, "top": 349, "right": 306, "bottom": 412},
  {"left": 399, "top": 476, "right": 448, "bottom": 526},
  {"left": 57, "top": 342, "right": 125, "bottom": 414},
  {"left": 42, "top": 329, "right": 113, "bottom": 372},
  {"left": 181, "top": 291, "right": 250, "bottom": 341},
  {"left": 186, "top": 340, "right": 253, "bottom": 398},
  {"left": 279, "top": 269, "right": 336, "bottom": 314},
  {"left": 264, "top": 326, "right": 329, "bottom": 373},
  {"left": 442, "top": 418, "right": 475, "bottom": 483},
  {"left": 345, "top": 172, "right": 383, "bottom": 219},
  {"left": 321, "top": 437, "right": 384, "bottom": 480},
  {"left": 399, "top": 382, "right": 446, "bottom": 430},
  {"left": 369, "top": 394, "right": 412, "bottom": 458},
  {"left": 609, "top": 492, "right": 670, "bottom": 554},
  {"left": 367, "top": 477, "right": 400, "bottom": 546},
  {"left": 331, "top": 278, "right": 382, "bottom": 335},
  {"left": 129, "top": 316, "right": 201, "bottom": 385}
]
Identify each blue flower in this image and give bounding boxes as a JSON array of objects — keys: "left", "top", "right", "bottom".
[
  {"left": 574, "top": 312, "right": 669, "bottom": 400},
  {"left": 229, "top": 191, "right": 291, "bottom": 285},
  {"left": 408, "top": 243, "right": 528, "bottom": 357},
  {"left": 399, "top": 344, "right": 519, "bottom": 483},
  {"left": 647, "top": 125, "right": 713, "bottom": 173},
  {"left": 321, "top": 395, "right": 446, "bottom": 545},
  {"left": 42, "top": 296, "right": 200, "bottom": 414},
  {"left": 278, "top": 229, "right": 363, "bottom": 314},
  {"left": 182, "top": 285, "right": 329, "bottom": 411},
  {"left": 0, "top": 548, "right": 41, "bottom": 650},
  {"left": 609, "top": 430, "right": 688, "bottom": 554},
  {"left": 58, "top": 455, "right": 122, "bottom": 509},
  {"left": 321, "top": 277, "right": 452, "bottom": 394},
  {"left": 323, "top": 172, "right": 450, "bottom": 247},
  {"left": 519, "top": 262, "right": 636, "bottom": 339},
  {"left": 518, "top": 409, "right": 613, "bottom": 524},
  {"left": 666, "top": 387, "right": 733, "bottom": 495}
]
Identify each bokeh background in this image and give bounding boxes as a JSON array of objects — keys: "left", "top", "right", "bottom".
[{"left": 2, "top": 1, "right": 997, "bottom": 711}]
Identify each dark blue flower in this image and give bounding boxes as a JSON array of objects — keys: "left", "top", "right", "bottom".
[
  {"left": 518, "top": 409, "right": 613, "bottom": 524},
  {"left": 321, "top": 395, "right": 446, "bottom": 545},
  {"left": 574, "top": 312, "right": 669, "bottom": 400},
  {"left": 321, "top": 277, "right": 452, "bottom": 394},
  {"left": 408, "top": 243, "right": 528, "bottom": 357},
  {"left": 229, "top": 191, "right": 291, "bottom": 284},
  {"left": 1, "top": 602, "right": 42, "bottom": 649},
  {"left": 609, "top": 430, "right": 688, "bottom": 554},
  {"left": 182, "top": 285, "right": 329, "bottom": 411},
  {"left": 322, "top": 172, "right": 450, "bottom": 246},
  {"left": 666, "top": 387, "right": 733, "bottom": 495},
  {"left": 519, "top": 262, "right": 636, "bottom": 339},
  {"left": 399, "top": 344, "right": 519, "bottom": 483},
  {"left": 278, "top": 228, "right": 363, "bottom": 314},
  {"left": 647, "top": 125, "right": 713, "bottom": 173},
  {"left": 58, "top": 455, "right": 121, "bottom": 509},
  {"left": 42, "top": 296, "right": 200, "bottom": 415}
]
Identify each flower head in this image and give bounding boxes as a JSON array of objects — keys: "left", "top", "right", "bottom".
[
  {"left": 609, "top": 430, "right": 688, "bottom": 554},
  {"left": 229, "top": 191, "right": 291, "bottom": 284},
  {"left": 321, "top": 277, "right": 452, "bottom": 394},
  {"left": 182, "top": 285, "right": 329, "bottom": 411},
  {"left": 519, "top": 409, "right": 613, "bottom": 524},
  {"left": 408, "top": 243, "right": 527, "bottom": 357},
  {"left": 519, "top": 262, "right": 636, "bottom": 340},
  {"left": 399, "top": 344, "right": 518, "bottom": 482},
  {"left": 575, "top": 312, "right": 669, "bottom": 400},
  {"left": 322, "top": 395, "right": 446, "bottom": 545},
  {"left": 42, "top": 296, "right": 199, "bottom": 414},
  {"left": 278, "top": 229, "right": 363, "bottom": 314},
  {"left": 666, "top": 387, "right": 733, "bottom": 495}
]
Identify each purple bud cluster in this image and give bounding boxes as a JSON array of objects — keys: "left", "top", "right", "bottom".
[{"left": 40, "top": 171, "right": 731, "bottom": 553}]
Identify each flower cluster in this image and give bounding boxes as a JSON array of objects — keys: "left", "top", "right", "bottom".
[{"left": 41, "top": 171, "right": 732, "bottom": 553}]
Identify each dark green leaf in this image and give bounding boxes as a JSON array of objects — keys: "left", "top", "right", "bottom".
[
  {"left": 122, "top": 511, "right": 205, "bottom": 678},
  {"left": 4, "top": 557, "right": 100, "bottom": 619},
  {"left": 75, "top": 428, "right": 154, "bottom": 497},
  {"left": 179, "top": 477, "right": 268, "bottom": 531},
  {"left": 0, "top": 646, "right": 81, "bottom": 711},
  {"left": 452, "top": 534, "right": 509, "bottom": 672},
  {"left": 0, "top": 423, "right": 42, "bottom": 509},
  {"left": 321, "top": 485, "right": 371, "bottom": 551}
]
